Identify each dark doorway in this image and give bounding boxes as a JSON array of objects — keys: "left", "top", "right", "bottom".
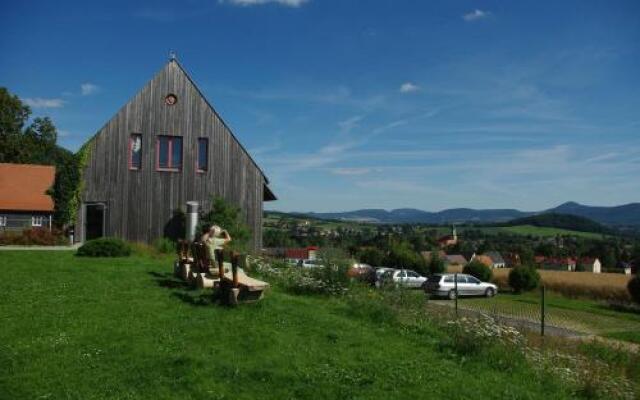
[{"left": 85, "top": 203, "right": 106, "bottom": 240}]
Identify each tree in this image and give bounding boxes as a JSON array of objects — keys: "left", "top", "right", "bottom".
[
  {"left": 25, "top": 117, "right": 57, "bottom": 147},
  {"left": 508, "top": 266, "right": 540, "bottom": 293},
  {"left": 358, "top": 247, "right": 385, "bottom": 267},
  {"left": 385, "top": 241, "right": 428, "bottom": 275},
  {"left": 199, "top": 197, "right": 252, "bottom": 252},
  {"left": 427, "top": 251, "right": 446, "bottom": 275},
  {"left": 1, "top": 87, "right": 32, "bottom": 163},
  {"left": 0, "top": 87, "right": 30, "bottom": 137},
  {"left": 463, "top": 260, "right": 492, "bottom": 282},
  {"left": 263, "top": 229, "right": 297, "bottom": 248}
]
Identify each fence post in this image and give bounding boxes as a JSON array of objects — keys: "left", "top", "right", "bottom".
[
  {"left": 540, "top": 285, "right": 545, "bottom": 336},
  {"left": 454, "top": 273, "right": 458, "bottom": 317}
]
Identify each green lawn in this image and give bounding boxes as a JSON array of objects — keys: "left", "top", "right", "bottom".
[
  {"left": 438, "top": 292, "right": 640, "bottom": 343},
  {"left": 0, "top": 251, "right": 577, "bottom": 399}
]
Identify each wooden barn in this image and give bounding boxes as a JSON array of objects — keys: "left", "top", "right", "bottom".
[{"left": 74, "top": 57, "right": 276, "bottom": 251}]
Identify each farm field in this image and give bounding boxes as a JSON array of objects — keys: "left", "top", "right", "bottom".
[
  {"left": 490, "top": 268, "right": 632, "bottom": 302},
  {"left": 433, "top": 292, "right": 640, "bottom": 344},
  {"left": 0, "top": 251, "right": 577, "bottom": 400}
]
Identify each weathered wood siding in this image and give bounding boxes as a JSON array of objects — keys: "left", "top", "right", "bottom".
[{"left": 76, "top": 60, "right": 268, "bottom": 251}]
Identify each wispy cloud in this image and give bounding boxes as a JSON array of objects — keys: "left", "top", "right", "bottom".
[
  {"left": 221, "top": 0, "right": 309, "bottom": 7},
  {"left": 24, "top": 98, "right": 65, "bottom": 109},
  {"left": 330, "top": 167, "right": 372, "bottom": 176},
  {"left": 220, "top": 84, "right": 386, "bottom": 111},
  {"left": 399, "top": 82, "right": 420, "bottom": 93},
  {"left": 463, "top": 9, "right": 490, "bottom": 21},
  {"left": 338, "top": 115, "right": 364, "bottom": 134},
  {"left": 80, "top": 83, "right": 100, "bottom": 96}
]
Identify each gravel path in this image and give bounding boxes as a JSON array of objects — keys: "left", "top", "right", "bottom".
[{"left": 0, "top": 244, "right": 81, "bottom": 251}]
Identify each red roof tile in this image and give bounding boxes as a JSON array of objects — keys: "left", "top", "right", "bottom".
[{"left": 0, "top": 163, "right": 55, "bottom": 212}]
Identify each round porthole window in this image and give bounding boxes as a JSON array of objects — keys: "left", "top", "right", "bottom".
[{"left": 165, "top": 94, "right": 177, "bottom": 106}]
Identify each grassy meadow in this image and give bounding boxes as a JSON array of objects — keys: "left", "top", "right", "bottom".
[{"left": 0, "top": 250, "right": 587, "bottom": 400}]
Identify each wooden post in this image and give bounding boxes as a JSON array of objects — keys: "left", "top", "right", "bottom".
[
  {"left": 454, "top": 273, "right": 458, "bottom": 317},
  {"left": 231, "top": 252, "right": 239, "bottom": 288},
  {"left": 541, "top": 285, "right": 546, "bottom": 337},
  {"left": 215, "top": 249, "right": 224, "bottom": 279}
]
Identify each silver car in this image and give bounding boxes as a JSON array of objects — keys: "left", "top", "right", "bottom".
[
  {"left": 378, "top": 269, "right": 427, "bottom": 289},
  {"left": 424, "top": 273, "right": 497, "bottom": 299}
]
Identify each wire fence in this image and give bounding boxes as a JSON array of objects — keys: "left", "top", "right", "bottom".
[{"left": 429, "top": 285, "right": 640, "bottom": 339}]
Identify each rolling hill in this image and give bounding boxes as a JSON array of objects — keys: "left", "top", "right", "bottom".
[{"left": 293, "top": 201, "right": 640, "bottom": 227}]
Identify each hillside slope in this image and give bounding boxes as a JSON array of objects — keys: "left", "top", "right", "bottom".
[
  {"left": 502, "top": 213, "right": 610, "bottom": 234},
  {"left": 0, "top": 251, "right": 576, "bottom": 399}
]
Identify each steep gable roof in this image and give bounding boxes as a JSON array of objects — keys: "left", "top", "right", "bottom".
[
  {"left": 0, "top": 163, "right": 55, "bottom": 212},
  {"left": 81, "top": 58, "right": 271, "bottom": 186}
]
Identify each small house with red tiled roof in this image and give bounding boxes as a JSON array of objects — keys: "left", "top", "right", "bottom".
[{"left": 0, "top": 163, "right": 55, "bottom": 231}]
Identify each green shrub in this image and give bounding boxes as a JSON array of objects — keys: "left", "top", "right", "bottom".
[
  {"left": 463, "top": 260, "right": 493, "bottom": 282},
  {"left": 310, "top": 247, "right": 352, "bottom": 291},
  {"left": 153, "top": 237, "right": 176, "bottom": 254},
  {"left": 508, "top": 266, "right": 540, "bottom": 293},
  {"left": 76, "top": 237, "right": 131, "bottom": 257},
  {"left": 198, "top": 197, "right": 251, "bottom": 253},
  {"left": 0, "top": 228, "right": 67, "bottom": 246},
  {"left": 628, "top": 275, "right": 640, "bottom": 305}
]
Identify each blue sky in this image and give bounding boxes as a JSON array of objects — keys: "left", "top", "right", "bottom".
[{"left": 1, "top": 0, "right": 639, "bottom": 212}]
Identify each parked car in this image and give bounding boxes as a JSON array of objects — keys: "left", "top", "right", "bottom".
[
  {"left": 424, "top": 273, "right": 498, "bottom": 299},
  {"left": 348, "top": 263, "right": 376, "bottom": 285},
  {"left": 378, "top": 269, "right": 427, "bottom": 289},
  {"left": 375, "top": 267, "right": 395, "bottom": 287}
]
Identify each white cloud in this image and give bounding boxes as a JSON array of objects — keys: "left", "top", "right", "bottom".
[
  {"left": 23, "top": 98, "right": 65, "bottom": 109},
  {"left": 222, "top": 0, "right": 308, "bottom": 7},
  {"left": 463, "top": 9, "right": 490, "bottom": 21},
  {"left": 399, "top": 82, "right": 420, "bottom": 93},
  {"left": 81, "top": 83, "right": 100, "bottom": 96}
]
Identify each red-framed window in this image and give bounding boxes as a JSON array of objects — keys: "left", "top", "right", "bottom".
[
  {"left": 197, "top": 138, "right": 208, "bottom": 172},
  {"left": 129, "top": 134, "right": 142, "bottom": 170},
  {"left": 156, "top": 135, "right": 183, "bottom": 171}
]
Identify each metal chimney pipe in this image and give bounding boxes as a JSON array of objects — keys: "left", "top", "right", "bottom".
[{"left": 186, "top": 201, "right": 199, "bottom": 242}]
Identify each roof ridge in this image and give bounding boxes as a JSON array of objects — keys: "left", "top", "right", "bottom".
[
  {"left": 0, "top": 163, "right": 55, "bottom": 169},
  {"left": 169, "top": 59, "right": 270, "bottom": 184}
]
